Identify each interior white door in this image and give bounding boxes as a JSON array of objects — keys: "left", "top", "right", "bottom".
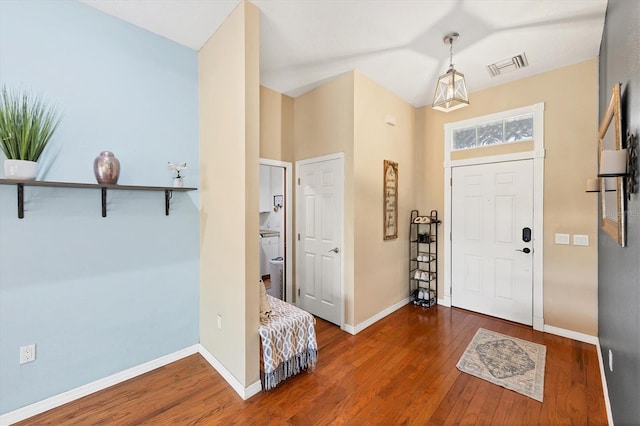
[
  {"left": 297, "top": 156, "right": 343, "bottom": 325},
  {"left": 451, "top": 160, "right": 534, "bottom": 325}
]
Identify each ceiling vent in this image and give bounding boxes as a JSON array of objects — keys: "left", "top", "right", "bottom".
[{"left": 487, "top": 53, "right": 529, "bottom": 77}]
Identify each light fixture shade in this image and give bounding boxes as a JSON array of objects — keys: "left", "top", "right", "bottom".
[
  {"left": 598, "top": 149, "right": 628, "bottom": 177},
  {"left": 433, "top": 68, "right": 469, "bottom": 112}
]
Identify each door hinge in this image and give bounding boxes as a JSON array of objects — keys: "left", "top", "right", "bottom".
[
  {"left": 450, "top": 177, "right": 452, "bottom": 186},
  {"left": 450, "top": 231, "right": 452, "bottom": 241},
  {"left": 297, "top": 233, "right": 300, "bottom": 241},
  {"left": 298, "top": 288, "right": 300, "bottom": 296},
  {"left": 297, "top": 178, "right": 301, "bottom": 185}
]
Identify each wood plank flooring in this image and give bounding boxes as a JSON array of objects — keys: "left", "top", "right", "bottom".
[{"left": 16, "top": 305, "right": 608, "bottom": 425}]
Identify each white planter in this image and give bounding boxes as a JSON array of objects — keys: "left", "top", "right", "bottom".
[
  {"left": 3, "top": 159, "right": 38, "bottom": 180},
  {"left": 173, "top": 177, "right": 184, "bottom": 187}
]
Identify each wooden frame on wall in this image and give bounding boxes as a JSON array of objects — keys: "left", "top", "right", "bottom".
[
  {"left": 383, "top": 160, "right": 398, "bottom": 240},
  {"left": 599, "top": 83, "right": 626, "bottom": 247}
]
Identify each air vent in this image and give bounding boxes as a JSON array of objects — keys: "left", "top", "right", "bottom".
[{"left": 487, "top": 53, "right": 529, "bottom": 77}]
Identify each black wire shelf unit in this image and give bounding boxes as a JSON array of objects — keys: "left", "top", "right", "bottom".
[{"left": 409, "top": 209, "right": 440, "bottom": 307}]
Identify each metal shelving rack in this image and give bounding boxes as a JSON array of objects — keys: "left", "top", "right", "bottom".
[{"left": 409, "top": 209, "right": 440, "bottom": 307}]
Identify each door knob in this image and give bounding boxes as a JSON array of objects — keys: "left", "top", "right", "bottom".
[
  {"left": 328, "top": 247, "right": 340, "bottom": 253},
  {"left": 516, "top": 248, "right": 531, "bottom": 254}
]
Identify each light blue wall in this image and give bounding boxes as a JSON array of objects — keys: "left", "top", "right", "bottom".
[{"left": 0, "top": 0, "right": 200, "bottom": 414}]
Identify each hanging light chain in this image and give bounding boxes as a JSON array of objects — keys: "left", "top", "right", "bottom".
[{"left": 449, "top": 38, "right": 454, "bottom": 69}]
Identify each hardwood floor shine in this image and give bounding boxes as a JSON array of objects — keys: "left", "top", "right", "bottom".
[{"left": 17, "top": 305, "right": 607, "bottom": 425}]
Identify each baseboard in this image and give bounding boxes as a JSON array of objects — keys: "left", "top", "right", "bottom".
[
  {"left": 196, "top": 344, "right": 261, "bottom": 400},
  {"left": 342, "top": 323, "right": 356, "bottom": 334},
  {"left": 596, "top": 340, "right": 615, "bottom": 426},
  {"left": 543, "top": 324, "right": 598, "bottom": 345},
  {"left": 343, "top": 297, "right": 409, "bottom": 335},
  {"left": 0, "top": 345, "right": 199, "bottom": 426}
]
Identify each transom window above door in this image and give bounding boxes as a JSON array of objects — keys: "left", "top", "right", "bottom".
[{"left": 452, "top": 113, "right": 534, "bottom": 151}]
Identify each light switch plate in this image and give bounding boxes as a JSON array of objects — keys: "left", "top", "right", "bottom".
[
  {"left": 573, "top": 235, "right": 589, "bottom": 246},
  {"left": 555, "top": 233, "right": 570, "bottom": 245}
]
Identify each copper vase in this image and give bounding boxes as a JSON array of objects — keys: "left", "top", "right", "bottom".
[{"left": 93, "top": 151, "right": 120, "bottom": 184}]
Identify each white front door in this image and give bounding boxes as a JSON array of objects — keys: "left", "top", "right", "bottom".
[
  {"left": 451, "top": 160, "right": 534, "bottom": 325},
  {"left": 297, "top": 155, "right": 343, "bottom": 325}
]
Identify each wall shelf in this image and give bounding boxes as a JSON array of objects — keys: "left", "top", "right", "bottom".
[{"left": 0, "top": 179, "right": 197, "bottom": 219}]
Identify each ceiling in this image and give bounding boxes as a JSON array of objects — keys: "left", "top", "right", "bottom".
[{"left": 80, "top": 0, "right": 607, "bottom": 108}]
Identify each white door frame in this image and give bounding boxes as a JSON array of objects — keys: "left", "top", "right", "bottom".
[
  {"left": 443, "top": 103, "right": 545, "bottom": 331},
  {"left": 259, "top": 158, "right": 293, "bottom": 303},
  {"left": 295, "top": 152, "right": 345, "bottom": 328}
]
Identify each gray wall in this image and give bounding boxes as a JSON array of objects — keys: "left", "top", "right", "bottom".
[{"left": 598, "top": 0, "right": 640, "bottom": 424}]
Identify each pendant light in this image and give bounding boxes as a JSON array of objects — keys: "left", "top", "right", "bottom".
[{"left": 432, "top": 32, "right": 469, "bottom": 112}]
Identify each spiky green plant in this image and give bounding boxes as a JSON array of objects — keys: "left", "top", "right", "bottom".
[{"left": 0, "top": 86, "right": 62, "bottom": 162}]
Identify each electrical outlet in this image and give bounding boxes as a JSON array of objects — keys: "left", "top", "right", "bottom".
[
  {"left": 609, "top": 349, "right": 613, "bottom": 372},
  {"left": 573, "top": 234, "right": 589, "bottom": 246},
  {"left": 217, "top": 314, "right": 222, "bottom": 330},
  {"left": 20, "top": 344, "right": 36, "bottom": 364}
]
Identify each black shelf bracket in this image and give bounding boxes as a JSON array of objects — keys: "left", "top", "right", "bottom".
[
  {"left": 17, "top": 183, "right": 24, "bottom": 219},
  {"left": 165, "top": 190, "right": 172, "bottom": 216},
  {"left": 101, "top": 187, "right": 107, "bottom": 217}
]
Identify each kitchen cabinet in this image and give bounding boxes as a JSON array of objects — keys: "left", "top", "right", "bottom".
[{"left": 259, "top": 165, "right": 271, "bottom": 212}]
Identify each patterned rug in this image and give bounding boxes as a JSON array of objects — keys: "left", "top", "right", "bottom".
[{"left": 456, "top": 328, "right": 546, "bottom": 402}]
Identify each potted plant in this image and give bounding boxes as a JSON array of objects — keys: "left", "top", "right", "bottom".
[{"left": 0, "top": 86, "right": 62, "bottom": 180}]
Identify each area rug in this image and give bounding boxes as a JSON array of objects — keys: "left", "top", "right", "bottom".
[{"left": 456, "top": 328, "right": 546, "bottom": 402}]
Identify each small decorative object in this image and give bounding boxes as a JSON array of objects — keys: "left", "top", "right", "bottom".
[
  {"left": 168, "top": 161, "right": 186, "bottom": 187},
  {"left": 93, "top": 151, "right": 120, "bottom": 184},
  {"left": 383, "top": 160, "right": 398, "bottom": 240},
  {"left": 0, "top": 86, "right": 62, "bottom": 180},
  {"left": 273, "top": 194, "right": 283, "bottom": 212}
]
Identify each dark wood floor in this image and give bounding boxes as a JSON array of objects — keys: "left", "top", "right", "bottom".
[{"left": 17, "top": 305, "right": 607, "bottom": 425}]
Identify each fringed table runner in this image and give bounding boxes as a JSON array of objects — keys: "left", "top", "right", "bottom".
[{"left": 258, "top": 295, "right": 318, "bottom": 391}]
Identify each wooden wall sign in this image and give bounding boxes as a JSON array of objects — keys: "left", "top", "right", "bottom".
[{"left": 383, "top": 160, "right": 398, "bottom": 240}]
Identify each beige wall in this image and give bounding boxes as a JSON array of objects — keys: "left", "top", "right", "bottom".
[
  {"left": 293, "top": 72, "right": 356, "bottom": 324},
  {"left": 260, "top": 86, "right": 294, "bottom": 162},
  {"left": 291, "top": 71, "right": 416, "bottom": 327},
  {"left": 199, "top": 1, "right": 260, "bottom": 387},
  {"left": 416, "top": 59, "right": 599, "bottom": 335},
  {"left": 353, "top": 71, "right": 416, "bottom": 324}
]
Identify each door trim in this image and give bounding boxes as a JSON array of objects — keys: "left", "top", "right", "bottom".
[
  {"left": 443, "top": 103, "right": 545, "bottom": 331},
  {"left": 259, "top": 158, "right": 293, "bottom": 303},
  {"left": 295, "top": 152, "right": 345, "bottom": 329}
]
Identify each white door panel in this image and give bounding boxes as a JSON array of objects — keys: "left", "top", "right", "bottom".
[
  {"left": 297, "top": 157, "right": 343, "bottom": 325},
  {"left": 452, "top": 160, "right": 533, "bottom": 325}
]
